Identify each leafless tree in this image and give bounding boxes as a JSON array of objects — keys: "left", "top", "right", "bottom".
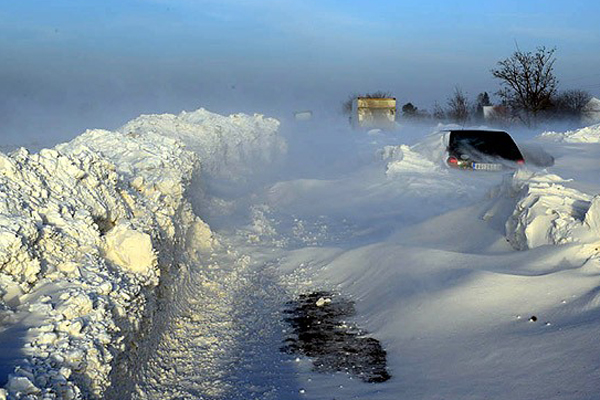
[
  {"left": 432, "top": 102, "right": 445, "bottom": 120},
  {"left": 492, "top": 46, "right": 558, "bottom": 125},
  {"left": 446, "top": 87, "right": 470, "bottom": 124},
  {"left": 552, "top": 89, "right": 592, "bottom": 119}
]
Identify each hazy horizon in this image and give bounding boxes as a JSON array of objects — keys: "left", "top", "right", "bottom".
[{"left": 2, "top": 0, "right": 600, "bottom": 144}]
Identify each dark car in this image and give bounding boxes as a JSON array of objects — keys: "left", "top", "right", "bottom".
[{"left": 445, "top": 129, "right": 525, "bottom": 171}]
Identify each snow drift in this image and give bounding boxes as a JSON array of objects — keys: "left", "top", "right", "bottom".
[
  {"left": 0, "top": 109, "right": 284, "bottom": 399},
  {"left": 538, "top": 123, "right": 600, "bottom": 143},
  {"left": 0, "top": 136, "right": 201, "bottom": 400},
  {"left": 381, "top": 144, "right": 445, "bottom": 177},
  {"left": 380, "top": 127, "right": 600, "bottom": 253},
  {"left": 486, "top": 169, "right": 600, "bottom": 251},
  {"left": 378, "top": 129, "right": 449, "bottom": 177},
  {"left": 118, "top": 108, "right": 285, "bottom": 180}
]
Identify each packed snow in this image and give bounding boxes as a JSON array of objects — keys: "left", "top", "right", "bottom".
[{"left": 1, "top": 109, "right": 600, "bottom": 399}]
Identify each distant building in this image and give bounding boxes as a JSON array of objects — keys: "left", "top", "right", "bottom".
[
  {"left": 483, "top": 105, "right": 509, "bottom": 121},
  {"left": 293, "top": 110, "right": 313, "bottom": 121},
  {"left": 582, "top": 97, "right": 600, "bottom": 125},
  {"left": 351, "top": 97, "right": 396, "bottom": 129}
]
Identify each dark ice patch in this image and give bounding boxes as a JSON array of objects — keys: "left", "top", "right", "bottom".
[{"left": 281, "top": 291, "right": 391, "bottom": 383}]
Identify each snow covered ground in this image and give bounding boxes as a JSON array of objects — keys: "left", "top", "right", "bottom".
[
  {"left": 1, "top": 111, "right": 599, "bottom": 399},
  {"left": 539, "top": 123, "right": 600, "bottom": 143},
  {"left": 239, "top": 122, "right": 600, "bottom": 399}
]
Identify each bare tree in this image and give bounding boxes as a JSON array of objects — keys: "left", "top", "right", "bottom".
[
  {"left": 342, "top": 93, "right": 358, "bottom": 115},
  {"left": 432, "top": 102, "right": 445, "bottom": 120},
  {"left": 551, "top": 89, "right": 592, "bottom": 119},
  {"left": 492, "top": 46, "right": 558, "bottom": 125},
  {"left": 446, "top": 87, "right": 470, "bottom": 124}
]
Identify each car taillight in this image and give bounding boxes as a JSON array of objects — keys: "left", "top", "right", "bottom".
[
  {"left": 447, "top": 156, "right": 458, "bottom": 165},
  {"left": 517, "top": 159, "right": 525, "bottom": 165}
]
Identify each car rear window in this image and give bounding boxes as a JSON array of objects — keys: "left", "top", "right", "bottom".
[{"left": 448, "top": 130, "right": 523, "bottom": 161}]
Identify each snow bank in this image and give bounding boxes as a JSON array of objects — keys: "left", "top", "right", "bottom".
[
  {"left": 379, "top": 128, "right": 600, "bottom": 253},
  {"left": 489, "top": 169, "right": 600, "bottom": 251},
  {"left": 0, "top": 108, "right": 284, "bottom": 399},
  {"left": 0, "top": 134, "right": 204, "bottom": 400},
  {"left": 379, "top": 131, "right": 448, "bottom": 177},
  {"left": 118, "top": 108, "right": 286, "bottom": 180},
  {"left": 538, "top": 123, "right": 600, "bottom": 143},
  {"left": 375, "top": 132, "right": 486, "bottom": 200},
  {"left": 381, "top": 144, "right": 446, "bottom": 177}
]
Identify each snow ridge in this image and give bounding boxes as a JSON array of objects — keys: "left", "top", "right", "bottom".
[
  {"left": 0, "top": 129, "right": 211, "bottom": 399},
  {"left": 118, "top": 108, "right": 286, "bottom": 180},
  {"left": 0, "top": 107, "right": 283, "bottom": 399},
  {"left": 382, "top": 144, "right": 445, "bottom": 177},
  {"left": 491, "top": 169, "right": 600, "bottom": 250},
  {"left": 538, "top": 123, "right": 600, "bottom": 143}
]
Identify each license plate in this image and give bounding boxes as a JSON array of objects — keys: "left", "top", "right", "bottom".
[{"left": 472, "top": 162, "right": 503, "bottom": 171}]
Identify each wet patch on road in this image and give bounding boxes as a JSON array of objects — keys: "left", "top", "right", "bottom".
[{"left": 281, "top": 291, "right": 391, "bottom": 383}]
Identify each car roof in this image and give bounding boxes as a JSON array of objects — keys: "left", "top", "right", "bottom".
[{"left": 439, "top": 129, "right": 508, "bottom": 134}]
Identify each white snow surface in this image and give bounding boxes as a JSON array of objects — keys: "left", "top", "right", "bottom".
[
  {"left": 118, "top": 108, "right": 286, "bottom": 180},
  {"left": 487, "top": 169, "right": 600, "bottom": 250},
  {"left": 538, "top": 123, "right": 600, "bottom": 143},
  {"left": 2, "top": 111, "right": 600, "bottom": 400},
  {"left": 261, "top": 124, "right": 600, "bottom": 399},
  {"left": 235, "top": 122, "right": 600, "bottom": 399},
  {"left": 0, "top": 109, "right": 284, "bottom": 399}
]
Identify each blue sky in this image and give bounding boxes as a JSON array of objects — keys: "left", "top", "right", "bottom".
[{"left": 2, "top": 0, "right": 600, "bottom": 141}]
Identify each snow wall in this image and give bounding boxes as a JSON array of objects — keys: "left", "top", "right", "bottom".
[
  {"left": 487, "top": 170, "right": 600, "bottom": 252},
  {"left": 0, "top": 108, "right": 285, "bottom": 399},
  {"left": 486, "top": 124, "right": 600, "bottom": 251},
  {"left": 538, "top": 122, "right": 600, "bottom": 143}
]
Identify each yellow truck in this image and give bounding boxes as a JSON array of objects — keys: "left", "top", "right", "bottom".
[{"left": 351, "top": 97, "right": 397, "bottom": 129}]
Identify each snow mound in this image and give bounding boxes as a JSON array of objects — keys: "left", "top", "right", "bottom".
[
  {"left": 379, "top": 132, "right": 448, "bottom": 178},
  {"left": 375, "top": 133, "right": 480, "bottom": 200},
  {"left": 382, "top": 145, "right": 445, "bottom": 177},
  {"left": 118, "top": 108, "right": 287, "bottom": 180},
  {"left": 0, "top": 131, "right": 209, "bottom": 399},
  {"left": 490, "top": 169, "right": 600, "bottom": 250},
  {"left": 0, "top": 107, "right": 284, "bottom": 399},
  {"left": 538, "top": 123, "right": 600, "bottom": 143},
  {"left": 382, "top": 145, "right": 443, "bottom": 177},
  {"left": 62, "top": 129, "right": 192, "bottom": 200}
]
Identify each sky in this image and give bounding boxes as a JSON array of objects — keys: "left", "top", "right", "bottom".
[{"left": 2, "top": 0, "right": 600, "bottom": 144}]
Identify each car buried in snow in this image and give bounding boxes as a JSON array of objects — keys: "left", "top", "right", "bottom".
[{"left": 444, "top": 129, "right": 525, "bottom": 171}]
